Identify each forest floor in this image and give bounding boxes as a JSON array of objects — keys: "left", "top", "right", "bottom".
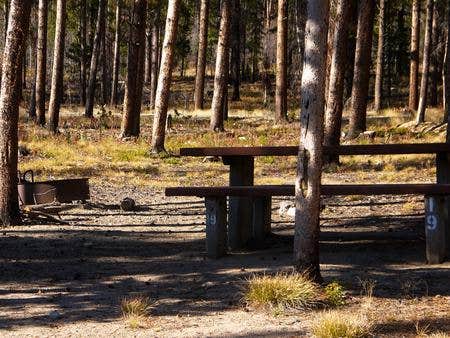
[{"left": 1, "top": 88, "right": 450, "bottom": 336}]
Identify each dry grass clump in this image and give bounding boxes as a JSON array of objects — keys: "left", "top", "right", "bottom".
[
  {"left": 311, "top": 311, "right": 373, "bottom": 338},
  {"left": 425, "top": 332, "right": 450, "bottom": 338},
  {"left": 244, "top": 272, "right": 321, "bottom": 310},
  {"left": 121, "top": 296, "right": 152, "bottom": 329}
]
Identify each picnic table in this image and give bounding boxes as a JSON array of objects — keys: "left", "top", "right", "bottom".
[{"left": 167, "top": 143, "right": 450, "bottom": 262}]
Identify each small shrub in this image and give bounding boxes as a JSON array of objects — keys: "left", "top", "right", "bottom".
[
  {"left": 121, "top": 296, "right": 152, "bottom": 329},
  {"left": 312, "top": 311, "right": 372, "bottom": 338},
  {"left": 244, "top": 272, "right": 321, "bottom": 310},
  {"left": 324, "top": 282, "right": 346, "bottom": 307}
]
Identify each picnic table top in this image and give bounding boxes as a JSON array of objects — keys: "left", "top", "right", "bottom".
[{"left": 179, "top": 143, "right": 450, "bottom": 157}]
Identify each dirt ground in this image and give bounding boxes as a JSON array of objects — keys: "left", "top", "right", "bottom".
[{"left": 0, "top": 182, "right": 449, "bottom": 337}]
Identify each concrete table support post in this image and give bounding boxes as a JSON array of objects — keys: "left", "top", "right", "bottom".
[
  {"left": 205, "top": 197, "right": 227, "bottom": 258},
  {"left": 223, "top": 156, "right": 254, "bottom": 250},
  {"left": 425, "top": 195, "right": 448, "bottom": 263},
  {"left": 252, "top": 197, "right": 272, "bottom": 242}
]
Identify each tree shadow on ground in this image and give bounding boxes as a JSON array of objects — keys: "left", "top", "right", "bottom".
[{"left": 0, "top": 198, "right": 449, "bottom": 330}]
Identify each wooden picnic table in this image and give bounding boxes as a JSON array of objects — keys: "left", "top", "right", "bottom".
[{"left": 178, "top": 143, "right": 450, "bottom": 257}]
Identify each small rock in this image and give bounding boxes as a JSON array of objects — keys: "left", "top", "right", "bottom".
[
  {"left": 120, "top": 197, "right": 136, "bottom": 211},
  {"left": 202, "top": 156, "right": 220, "bottom": 163},
  {"left": 278, "top": 201, "right": 293, "bottom": 216},
  {"left": 359, "top": 130, "right": 376, "bottom": 139},
  {"left": 48, "top": 310, "right": 62, "bottom": 320}
]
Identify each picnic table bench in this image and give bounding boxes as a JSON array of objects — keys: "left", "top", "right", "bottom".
[{"left": 165, "top": 143, "right": 450, "bottom": 263}]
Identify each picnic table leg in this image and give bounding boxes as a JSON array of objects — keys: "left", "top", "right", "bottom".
[
  {"left": 436, "top": 153, "right": 450, "bottom": 261},
  {"left": 252, "top": 196, "right": 272, "bottom": 244},
  {"left": 223, "top": 156, "right": 254, "bottom": 250},
  {"left": 205, "top": 197, "right": 227, "bottom": 258},
  {"left": 425, "top": 195, "right": 448, "bottom": 264}
]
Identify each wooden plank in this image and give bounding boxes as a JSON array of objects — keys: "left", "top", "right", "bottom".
[
  {"left": 165, "top": 184, "right": 450, "bottom": 197},
  {"left": 425, "top": 195, "right": 448, "bottom": 264},
  {"left": 179, "top": 143, "right": 450, "bottom": 157}
]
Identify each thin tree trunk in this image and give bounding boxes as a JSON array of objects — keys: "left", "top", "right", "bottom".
[
  {"left": 0, "top": 0, "right": 32, "bottom": 226},
  {"left": 120, "top": 0, "right": 147, "bottom": 137},
  {"left": 275, "top": 0, "right": 287, "bottom": 121},
  {"left": 48, "top": 0, "right": 66, "bottom": 134},
  {"left": 348, "top": 0, "right": 376, "bottom": 138},
  {"left": 294, "top": 0, "right": 306, "bottom": 88},
  {"left": 210, "top": 0, "right": 232, "bottom": 131},
  {"left": 416, "top": 0, "right": 434, "bottom": 124},
  {"left": 294, "top": 0, "right": 329, "bottom": 283},
  {"left": 144, "top": 20, "right": 151, "bottom": 84},
  {"left": 194, "top": 0, "right": 209, "bottom": 110},
  {"left": 36, "top": 0, "right": 47, "bottom": 126},
  {"left": 429, "top": 2, "right": 440, "bottom": 107},
  {"left": 149, "top": 6, "right": 160, "bottom": 109},
  {"left": 262, "top": 0, "right": 273, "bottom": 105},
  {"left": 101, "top": 14, "right": 108, "bottom": 106},
  {"left": 28, "top": 14, "right": 37, "bottom": 120},
  {"left": 374, "top": 0, "right": 385, "bottom": 112},
  {"left": 409, "top": 0, "right": 420, "bottom": 111},
  {"left": 80, "top": 0, "right": 86, "bottom": 106},
  {"left": 444, "top": 0, "right": 450, "bottom": 125},
  {"left": 110, "top": 0, "right": 121, "bottom": 106},
  {"left": 324, "top": 0, "right": 350, "bottom": 164},
  {"left": 85, "top": 0, "right": 106, "bottom": 118},
  {"left": 230, "top": 0, "right": 240, "bottom": 101},
  {"left": 151, "top": 0, "right": 180, "bottom": 151}
]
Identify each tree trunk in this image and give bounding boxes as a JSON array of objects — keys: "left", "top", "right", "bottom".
[
  {"left": 144, "top": 20, "right": 151, "bottom": 84},
  {"left": 48, "top": 0, "right": 66, "bottom": 134},
  {"left": 374, "top": 0, "right": 385, "bottom": 112},
  {"left": 275, "top": 0, "right": 288, "bottom": 121},
  {"left": 100, "top": 14, "right": 108, "bottom": 106},
  {"left": 294, "top": 0, "right": 329, "bottom": 283},
  {"left": 150, "top": 0, "right": 180, "bottom": 151},
  {"left": 80, "top": 0, "right": 87, "bottom": 106},
  {"left": 416, "top": 0, "right": 434, "bottom": 124},
  {"left": 324, "top": 0, "right": 350, "bottom": 164},
  {"left": 194, "top": 0, "right": 209, "bottom": 110},
  {"left": 149, "top": 6, "right": 160, "bottom": 109},
  {"left": 85, "top": 0, "right": 106, "bottom": 118},
  {"left": 429, "top": 2, "right": 440, "bottom": 107},
  {"left": 409, "top": 0, "right": 420, "bottom": 111},
  {"left": 230, "top": 0, "right": 240, "bottom": 101},
  {"left": 262, "top": 0, "right": 273, "bottom": 105},
  {"left": 348, "top": 0, "right": 375, "bottom": 138},
  {"left": 35, "top": 0, "right": 47, "bottom": 126},
  {"left": 210, "top": 0, "right": 232, "bottom": 132},
  {"left": 443, "top": 0, "right": 450, "bottom": 125},
  {"left": 110, "top": 0, "right": 121, "bottom": 106},
  {"left": 120, "top": 0, "right": 147, "bottom": 137},
  {"left": 0, "top": 0, "right": 32, "bottom": 226},
  {"left": 294, "top": 0, "right": 306, "bottom": 89},
  {"left": 28, "top": 15, "right": 37, "bottom": 120}
]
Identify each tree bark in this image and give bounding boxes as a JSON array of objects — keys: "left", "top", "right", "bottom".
[
  {"left": 348, "top": 0, "right": 375, "bottom": 138},
  {"left": 262, "top": 0, "right": 273, "bottom": 105},
  {"left": 324, "top": 0, "right": 350, "bottom": 164},
  {"left": 374, "top": 0, "right": 385, "bottom": 112},
  {"left": 84, "top": 0, "right": 106, "bottom": 118},
  {"left": 80, "top": 0, "right": 87, "bottom": 106},
  {"left": 416, "top": 0, "right": 434, "bottom": 124},
  {"left": 294, "top": 0, "right": 329, "bottom": 283},
  {"left": 149, "top": 5, "right": 160, "bottom": 109},
  {"left": 144, "top": 19, "right": 151, "bottom": 84},
  {"left": 48, "top": 0, "right": 66, "bottom": 134},
  {"left": 35, "top": 0, "right": 47, "bottom": 126},
  {"left": 120, "top": 0, "right": 147, "bottom": 137},
  {"left": 444, "top": 0, "right": 450, "bottom": 125},
  {"left": 429, "top": 2, "right": 440, "bottom": 107},
  {"left": 28, "top": 14, "right": 37, "bottom": 120},
  {"left": 275, "top": 0, "right": 288, "bottom": 121},
  {"left": 0, "top": 0, "right": 31, "bottom": 226},
  {"left": 210, "top": 0, "right": 232, "bottom": 132},
  {"left": 230, "top": 0, "right": 240, "bottom": 101},
  {"left": 409, "top": 0, "right": 420, "bottom": 111},
  {"left": 150, "top": 0, "right": 180, "bottom": 151},
  {"left": 110, "top": 0, "right": 121, "bottom": 106},
  {"left": 194, "top": 0, "right": 209, "bottom": 110}
]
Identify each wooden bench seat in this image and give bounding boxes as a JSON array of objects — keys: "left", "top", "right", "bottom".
[{"left": 166, "top": 184, "right": 450, "bottom": 261}]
